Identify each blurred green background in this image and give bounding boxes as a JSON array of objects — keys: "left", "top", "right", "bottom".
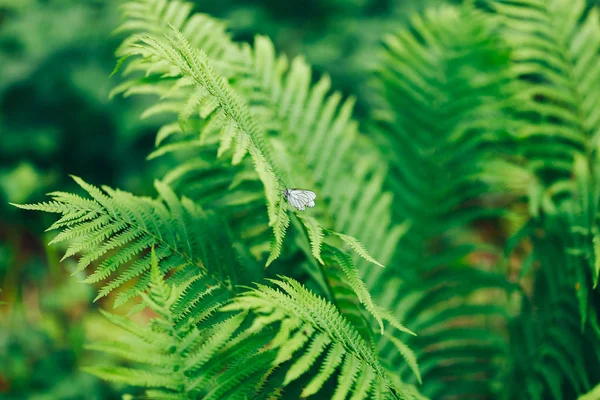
[{"left": 0, "top": 0, "right": 454, "bottom": 398}]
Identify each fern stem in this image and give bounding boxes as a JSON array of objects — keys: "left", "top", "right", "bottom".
[{"left": 317, "top": 256, "right": 338, "bottom": 307}]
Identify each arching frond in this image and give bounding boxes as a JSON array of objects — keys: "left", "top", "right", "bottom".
[
  {"left": 12, "top": 176, "right": 251, "bottom": 306},
  {"left": 223, "top": 276, "right": 420, "bottom": 400},
  {"left": 373, "top": 3, "right": 509, "bottom": 252}
]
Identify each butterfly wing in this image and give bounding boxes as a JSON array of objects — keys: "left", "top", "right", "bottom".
[
  {"left": 286, "top": 189, "right": 316, "bottom": 211},
  {"left": 287, "top": 193, "right": 305, "bottom": 210}
]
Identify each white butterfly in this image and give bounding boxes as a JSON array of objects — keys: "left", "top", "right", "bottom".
[{"left": 283, "top": 188, "right": 316, "bottom": 211}]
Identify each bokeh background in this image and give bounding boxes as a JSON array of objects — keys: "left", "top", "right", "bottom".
[{"left": 2, "top": 0, "right": 600, "bottom": 399}]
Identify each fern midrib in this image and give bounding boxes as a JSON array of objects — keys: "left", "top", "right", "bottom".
[{"left": 171, "top": 40, "right": 284, "bottom": 187}]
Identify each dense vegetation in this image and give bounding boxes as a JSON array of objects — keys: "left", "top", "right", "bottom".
[{"left": 3, "top": 0, "right": 600, "bottom": 398}]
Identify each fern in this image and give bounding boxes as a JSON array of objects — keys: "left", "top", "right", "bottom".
[
  {"left": 130, "top": 24, "right": 396, "bottom": 272},
  {"left": 12, "top": 176, "right": 250, "bottom": 306},
  {"left": 110, "top": 0, "right": 409, "bottom": 337},
  {"left": 85, "top": 249, "right": 246, "bottom": 399},
  {"left": 134, "top": 28, "right": 288, "bottom": 262},
  {"left": 15, "top": 0, "right": 600, "bottom": 398},
  {"left": 488, "top": 0, "right": 600, "bottom": 397},
  {"left": 493, "top": 0, "right": 600, "bottom": 301},
  {"left": 88, "top": 253, "right": 421, "bottom": 399},
  {"left": 223, "top": 276, "right": 420, "bottom": 399},
  {"left": 13, "top": 2, "right": 426, "bottom": 398},
  {"left": 493, "top": 0, "right": 600, "bottom": 187},
  {"left": 113, "top": 2, "right": 366, "bottom": 270},
  {"left": 370, "top": 3, "right": 517, "bottom": 398},
  {"left": 113, "top": 0, "right": 403, "bottom": 270},
  {"left": 373, "top": 3, "right": 509, "bottom": 254}
]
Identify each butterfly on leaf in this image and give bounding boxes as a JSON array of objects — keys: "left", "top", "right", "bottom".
[{"left": 283, "top": 188, "right": 316, "bottom": 211}]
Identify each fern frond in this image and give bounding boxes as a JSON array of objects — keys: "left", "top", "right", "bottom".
[
  {"left": 83, "top": 366, "right": 179, "bottom": 389},
  {"left": 373, "top": 4, "right": 508, "bottom": 252},
  {"left": 296, "top": 213, "right": 324, "bottom": 265},
  {"left": 329, "top": 231, "right": 385, "bottom": 268},
  {"left": 87, "top": 251, "right": 247, "bottom": 399},
  {"left": 134, "top": 26, "right": 396, "bottom": 274},
  {"left": 113, "top": 0, "right": 232, "bottom": 81},
  {"left": 370, "top": 4, "right": 516, "bottom": 398},
  {"left": 242, "top": 35, "right": 403, "bottom": 270},
  {"left": 113, "top": 2, "right": 405, "bottom": 339},
  {"left": 13, "top": 176, "right": 247, "bottom": 305},
  {"left": 223, "top": 276, "right": 420, "bottom": 399},
  {"left": 387, "top": 336, "right": 421, "bottom": 385},
  {"left": 488, "top": 1, "right": 600, "bottom": 397},
  {"left": 113, "top": 0, "right": 403, "bottom": 269},
  {"left": 499, "top": 169, "right": 600, "bottom": 399},
  {"left": 134, "top": 30, "right": 289, "bottom": 267},
  {"left": 322, "top": 244, "right": 385, "bottom": 334},
  {"left": 89, "top": 256, "right": 419, "bottom": 399},
  {"left": 494, "top": 0, "right": 600, "bottom": 185}
]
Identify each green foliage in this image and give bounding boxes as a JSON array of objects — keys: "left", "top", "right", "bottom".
[
  {"left": 85, "top": 249, "right": 244, "bottom": 398},
  {"left": 110, "top": 0, "right": 402, "bottom": 333},
  {"left": 223, "top": 276, "right": 420, "bottom": 399},
  {"left": 113, "top": 0, "right": 400, "bottom": 275},
  {"left": 371, "top": 0, "right": 600, "bottom": 399},
  {"left": 7, "top": 0, "right": 600, "bottom": 398},
  {"left": 88, "top": 251, "right": 419, "bottom": 399},
  {"left": 371, "top": 4, "right": 516, "bottom": 398},
  {"left": 13, "top": 176, "right": 248, "bottom": 307},
  {"left": 13, "top": 0, "right": 421, "bottom": 397},
  {"left": 486, "top": 1, "right": 600, "bottom": 398}
]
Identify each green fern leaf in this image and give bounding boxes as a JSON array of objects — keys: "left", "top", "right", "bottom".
[
  {"left": 323, "top": 244, "right": 385, "bottom": 334},
  {"left": 82, "top": 366, "right": 180, "bottom": 389},
  {"left": 301, "top": 342, "right": 345, "bottom": 398},
  {"left": 387, "top": 336, "right": 421, "bottom": 385},
  {"left": 283, "top": 332, "right": 331, "bottom": 386},
  {"left": 332, "top": 355, "right": 359, "bottom": 400},
  {"left": 329, "top": 231, "right": 385, "bottom": 268},
  {"left": 297, "top": 213, "right": 325, "bottom": 264},
  {"left": 13, "top": 177, "right": 240, "bottom": 304},
  {"left": 349, "top": 367, "right": 375, "bottom": 400}
]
